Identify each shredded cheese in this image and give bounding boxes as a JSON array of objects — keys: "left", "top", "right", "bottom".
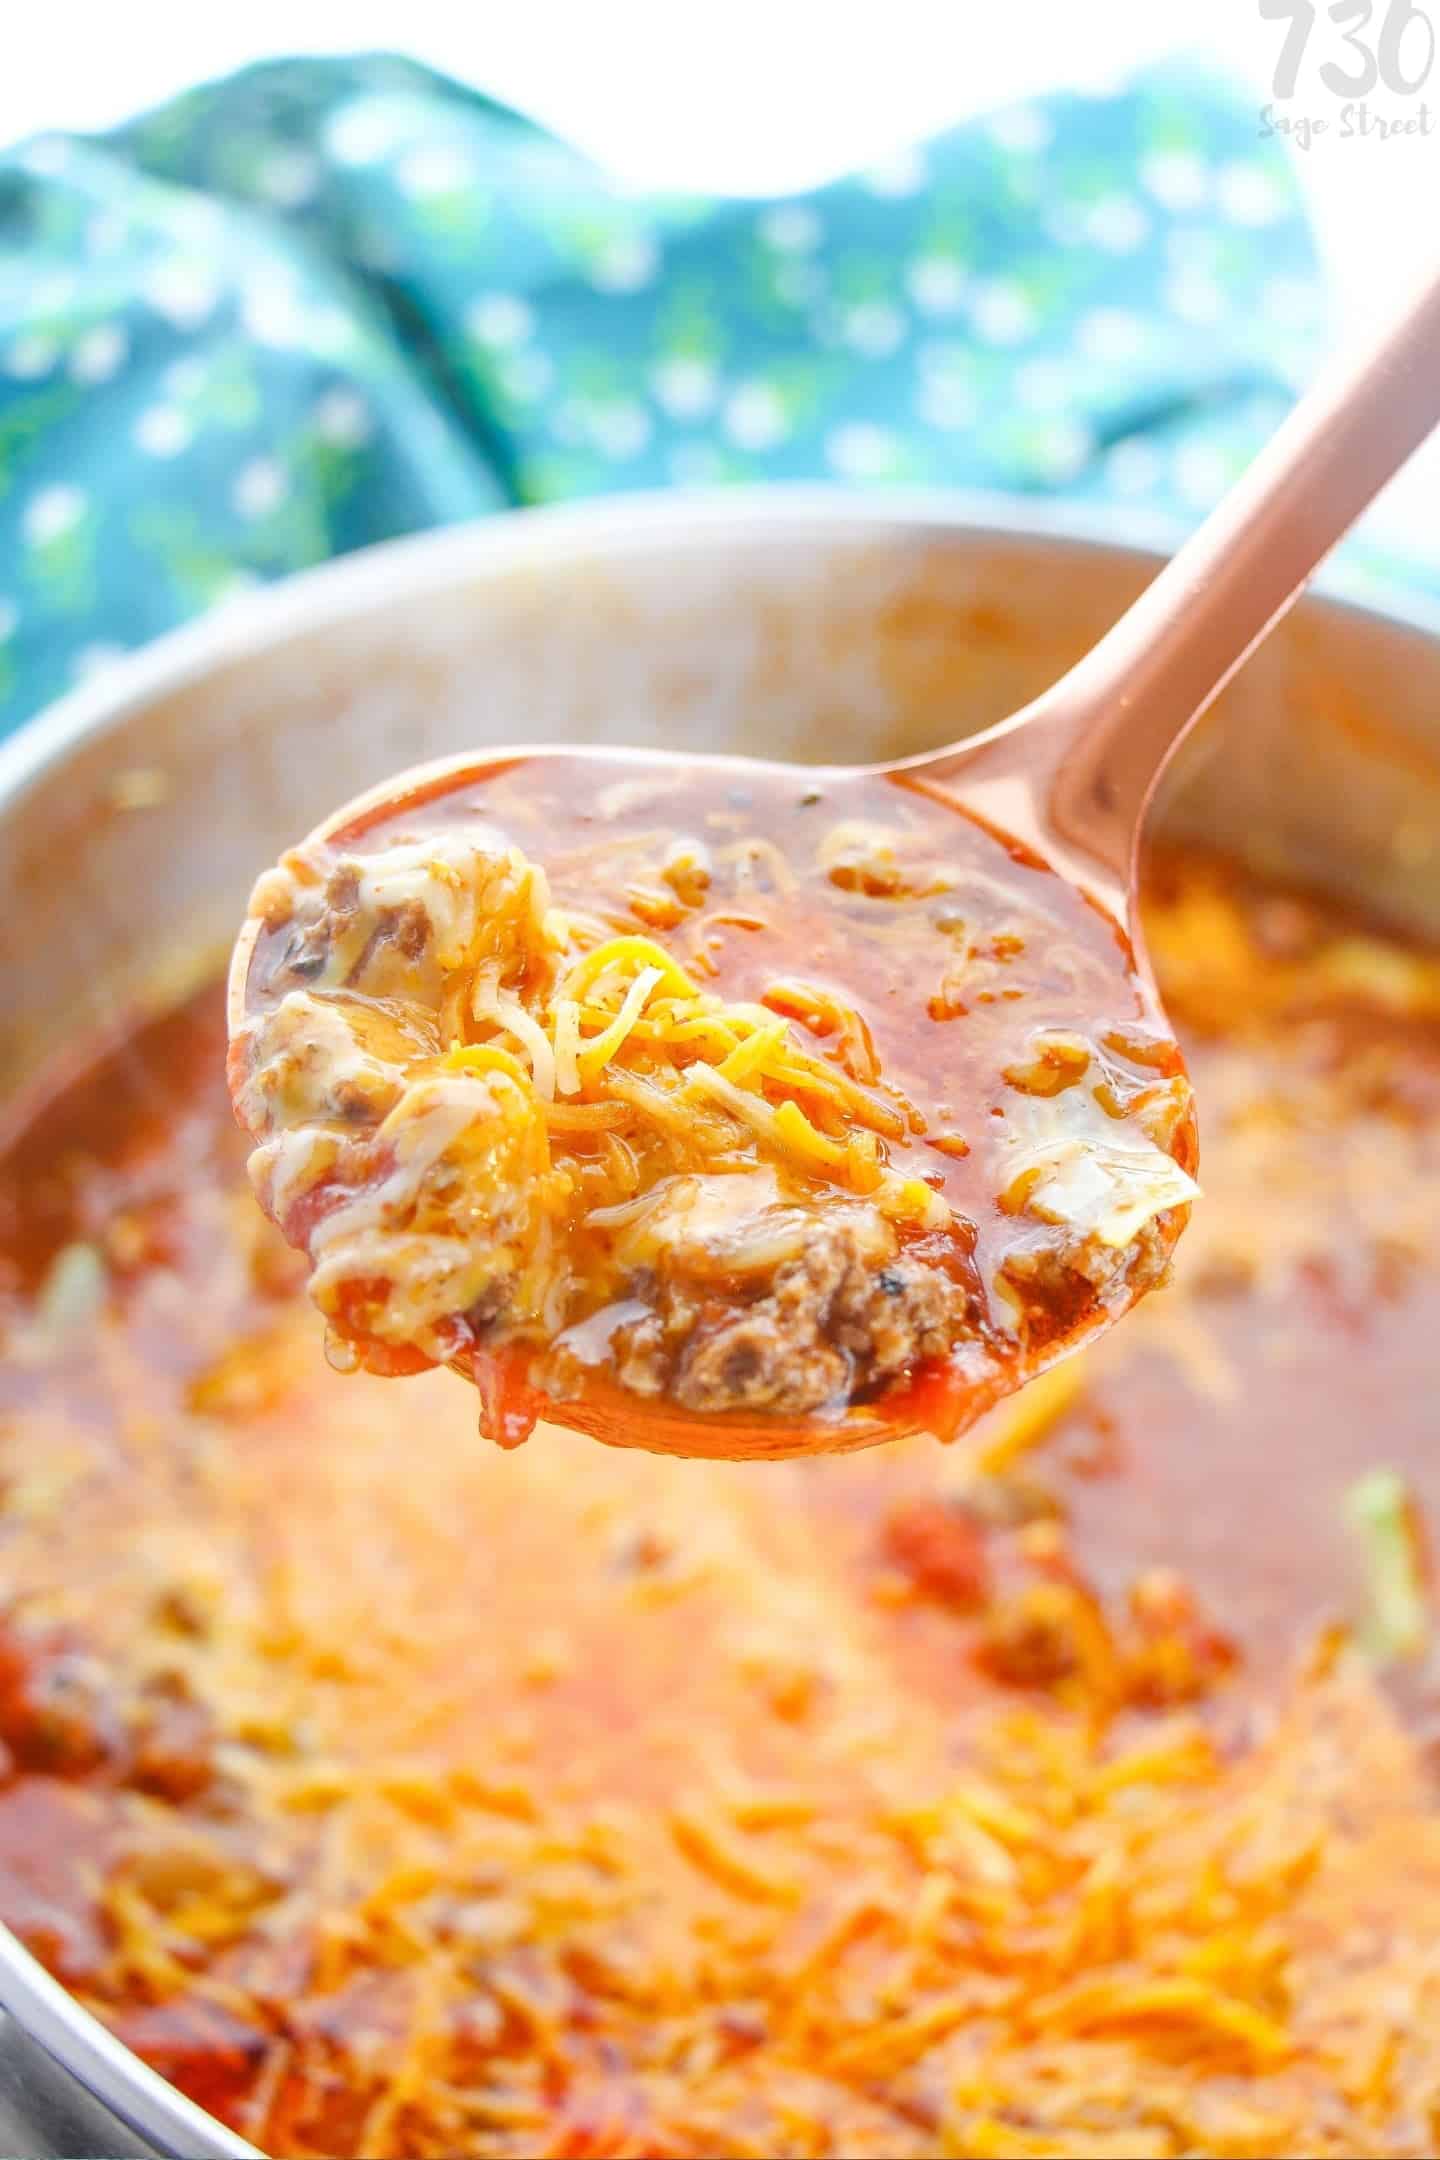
[
  {"left": 560, "top": 935, "right": 700, "bottom": 1004},
  {"left": 576, "top": 965, "right": 665, "bottom": 1085},
  {"left": 235, "top": 797, "right": 1199, "bottom": 1430},
  {"left": 552, "top": 997, "right": 582, "bottom": 1098}
]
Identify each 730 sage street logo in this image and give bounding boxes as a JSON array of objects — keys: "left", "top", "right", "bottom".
[{"left": 1259, "top": 0, "right": 1435, "bottom": 146}]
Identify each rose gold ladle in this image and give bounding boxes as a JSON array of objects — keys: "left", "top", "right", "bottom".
[
  {"left": 232, "top": 264, "right": 1440, "bottom": 1461},
  {"left": 905, "top": 263, "right": 1440, "bottom": 928}
]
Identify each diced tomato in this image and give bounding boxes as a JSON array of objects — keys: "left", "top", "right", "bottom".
[
  {"left": 350, "top": 1334, "right": 437, "bottom": 1379},
  {"left": 472, "top": 1344, "right": 545, "bottom": 1448},
  {"left": 883, "top": 1354, "right": 1005, "bottom": 1446},
  {"left": 883, "top": 1498, "right": 991, "bottom": 1609}
]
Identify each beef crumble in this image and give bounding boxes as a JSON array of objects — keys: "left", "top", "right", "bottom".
[{"left": 231, "top": 758, "right": 1197, "bottom": 1449}]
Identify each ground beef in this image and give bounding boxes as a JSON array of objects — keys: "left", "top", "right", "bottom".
[
  {"left": 352, "top": 897, "right": 432, "bottom": 980},
  {"left": 673, "top": 1312, "right": 848, "bottom": 1416},
  {"left": 668, "top": 1217, "right": 972, "bottom": 1417},
  {"left": 282, "top": 867, "right": 433, "bottom": 993},
  {"left": 282, "top": 864, "right": 361, "bottom": 982},
  {"left": 1001, "top": 1216, "right": 1171, "bottom": 1347}
]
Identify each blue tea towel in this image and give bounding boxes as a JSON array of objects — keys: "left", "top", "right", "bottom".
[{"left": 0, "top": 53, "right": 1374, "bottom": 738}]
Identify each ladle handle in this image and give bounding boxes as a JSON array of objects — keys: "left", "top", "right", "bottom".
[{"left": 922, "top": 260, "right": 1440, "bottom": 895}]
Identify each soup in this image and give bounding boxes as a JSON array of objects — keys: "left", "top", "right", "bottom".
[
  {"left": 230, "top": 755, "right": 1195, "bottom": 1453},
  {"left": 0, "top": 847, "right": 1437, "bottom": 2157}
]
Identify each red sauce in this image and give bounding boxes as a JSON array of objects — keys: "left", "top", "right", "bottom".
[{"left": 0, "top": 848, "right": 1437, "bottom": 2156}]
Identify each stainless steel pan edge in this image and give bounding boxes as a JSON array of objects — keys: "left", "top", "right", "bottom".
[{"left": 2, "top": 485, "right": 1439, "bottom": 2159}]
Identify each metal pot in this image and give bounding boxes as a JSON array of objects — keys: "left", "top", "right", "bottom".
[{"left": 1, "top": 490, "right": 1438, "bottom": 2158}]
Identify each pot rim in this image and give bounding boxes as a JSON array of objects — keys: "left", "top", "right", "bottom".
[
  {"left": 2, "top": 481, "right": 1439, "bottom": 2160},
  {"left": 5, "top": 482, "right": 1440, "bottom": 818}
]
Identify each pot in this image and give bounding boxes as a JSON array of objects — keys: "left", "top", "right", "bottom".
[{"left": 1, "top": 489, "right": 1438, "bottom": 2157}]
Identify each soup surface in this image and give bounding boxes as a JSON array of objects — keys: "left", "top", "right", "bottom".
[
  {"left": 1, "top": 848, "right": 1439, "bottom": 2158},
  {"left": 230, "top": 756, "right": 1195, "bottom": 1452}
]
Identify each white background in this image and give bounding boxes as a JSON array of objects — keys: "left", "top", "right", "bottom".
[{"left": 4, "top": 0, "right": 1438, "bottom": 550}]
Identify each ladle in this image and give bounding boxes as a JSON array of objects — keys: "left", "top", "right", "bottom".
[{"left": 231, "top": 264, "right": 1440, "bottom": 1459}]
